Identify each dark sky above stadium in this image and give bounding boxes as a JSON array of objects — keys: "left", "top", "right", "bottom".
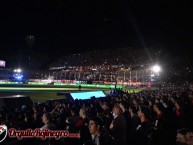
[{"left": 0, "top": 0, "right": 193, "bottom": 68}]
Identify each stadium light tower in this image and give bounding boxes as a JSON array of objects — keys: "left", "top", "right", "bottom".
[{"left": 150, "top": 64, "right": 162, "bottom": 86}]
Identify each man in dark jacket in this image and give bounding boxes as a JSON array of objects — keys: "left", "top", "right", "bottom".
[
  {"left": 109, "top": 105, "right": 127, "bottom": 145},
  {"left": 76, "top": 107, "right": 90, "bottom": 145},
  {"left": 134, "top": 105, "right": 153, "bottom": 145}
]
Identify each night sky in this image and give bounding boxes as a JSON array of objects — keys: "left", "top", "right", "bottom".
[{"left": 1, "top": 0, "right": 193, "bottom": 68}]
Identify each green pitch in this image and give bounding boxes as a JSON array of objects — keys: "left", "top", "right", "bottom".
[
  {"left": 0, "top": 85, "right": 140, "bottom": 103},
  {"left": 0, "top": 85, "right": 108, "bottom": 103}
]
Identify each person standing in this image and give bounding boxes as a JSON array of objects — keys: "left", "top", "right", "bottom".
[
  {"left": 133, "top": 105, "right": 153, "bottom": 145},
  {"left": 109, "top": 105, "right": 127, "bottom": 145},
  {"left": 84, "top": 116, "right": 116, "bottom": 145},
  {"left": 41, "top": 113, "right": 56, "bottom": 130},
  {"left": 79, "top": 85, "right": 82, "bottom": 91}
]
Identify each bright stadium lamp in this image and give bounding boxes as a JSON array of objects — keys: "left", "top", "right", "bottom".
[
  {"left": 152, "top": 65, "right": 161, "bottom": 73},
  {"left": 14, "top": 68, "right": 22, "bottom": 73},
  {"left": 17, "top": 69, "right": 22, "bottom": 73}
]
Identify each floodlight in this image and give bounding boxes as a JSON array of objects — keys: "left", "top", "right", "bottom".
[
  {"left": 152, "top": 65, "right": 161, "bottom": 73},
  {"left": 14, "top": 68, "right": 22, "bottom": 73},
  {"left": 17, "top": 69, "right": 22, "bottom": 73}
]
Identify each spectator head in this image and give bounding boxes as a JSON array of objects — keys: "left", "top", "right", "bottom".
[
  {"left": 101, "top": 102, "right": 108, "bottom": 110},
  {"left": 6, "top": 113, "right": 14, "bottom": 122},
  {"left": 43, "top": 106, "right": 50, "bottom": 113},
  {"left": 34, "top": 113, "right": 41, "bottom": 121},
  {"left": 119, "top": 102, "right": 127, "bottom": 112},
  {"left": 188, "top": 92, "right": 193, "bottom": 104},
  {"left": 140, "top": 96, "right": 145, "bottom": 102},
  {"left": 71, "top": 107, "right": 79, "bottom": 116},
  {"left": 175, "top": 99, "right": 184, "bottom": 109},
  {"left": 21, "top": 105, "right": 27, "bottom": 112},
  {"left": 133, "top": 99, "right": 139, "bottom": 106},
  {"left": 176, "top": 128, "right": 192, "bottom": 145},
  {"left": 24, "top": 113, "right": 32, "bottom": 123},
  {"left": 155, "top": 98, "right": 160, "bottom": 103},
  {"left": 153, "top": 102, "right": 165, "bottom": 113},
  {"left": 186, "top": 130, "right": 193, "bottom": 145},
  {"left": 79, "top": 107, "right": 87, "bottom": 118},
  {"left": 129, "top": 105, "right": 138, "bottom": 115},
  {"left": 32, "top": 106, "right": 38, "bottom": 113},
  {"left": 89, "top": 116, "right": 103, "bottom": 135},
  {"left": 148, "top": 99, "right": 155, "bottom": 107},
  {"left": 138, "top": 105, "right": 151, "bottom": 121},
  {"left": 42, "top": 113, "right": 52, "bottom": 124},
  {"left": 112, "top": 105, "right": 122, "bottom": 117}
]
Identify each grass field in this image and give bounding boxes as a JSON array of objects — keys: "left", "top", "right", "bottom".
[{"left": 0, "top": 84, "right": 141, "bottom": 103}]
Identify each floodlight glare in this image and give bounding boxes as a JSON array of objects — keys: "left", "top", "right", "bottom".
[
  {"left": 14, "top": 68, "right": 22, "bottom": 73},
  {"left": 151, "top": 74, "right": 155, "bottom": 77},
  {"left": 152, "top": 65, "right": 161, "bottom": 73},
  {"left": 17, "top": 69, "right": 22, "bottom": 73},
  {"left": 13, "top": 74, "right": 23, "bottom": 81}
]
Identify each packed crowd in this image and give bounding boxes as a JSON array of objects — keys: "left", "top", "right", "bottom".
[
  {"left": 46, "top": 48, "right": 152, "bottom": 83},
  {"left": 50, "top": 48, "right": 155, "bottom": 67},
  {"left": 1, "top": 87, "right": 193, "bottom": 145},
  {"left": 0, "top": 69, "right": 12, "bottom": 80}
]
